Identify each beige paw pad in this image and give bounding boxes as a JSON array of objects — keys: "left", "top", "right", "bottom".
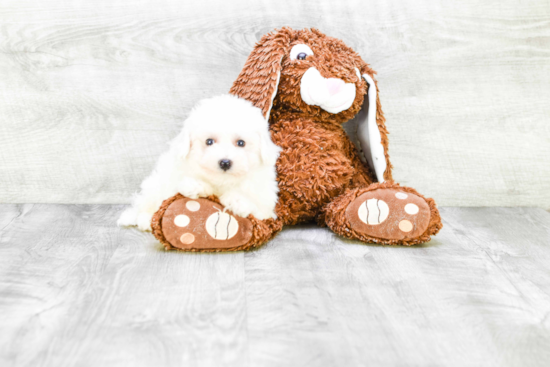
[
  {"left": 174, "top": 214, "right": 190, "bottom": 227},
  {"left": 358, "top": 199, "right": 389, "bottom": 225},
  {"left": 186, "top": 200, "right": 201, "bottom": 211},
  {"left": 399, "top": 220, "right": 413, "bottom": 232},
  {"left": 180, "top": 233, "right": 195, "bottom": 244},
  {"left": 395, "top": 192, "right": 408, "bottom": 200},
  {"left": 404, "top": 203, "right": 419, "bottom": 215},
  {"left": 205, "top": 212, "right": 239, "bottom": 240}
]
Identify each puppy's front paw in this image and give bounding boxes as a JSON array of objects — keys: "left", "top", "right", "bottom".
[
  {"left": 220, "top": 192, "right": 255, "bottom": 218},
  {"left": 178, "top": 177, "right": 211, "bottom": 199},
  {"left": 258, "top": 209, "right": 278, "bottom": 221},
  {"left": 118, "top": 207, "right": 138, "bottom": 227},
  {"left": 137, "top": 213, "right": 153, "bottom": 231},
  {"left": 249, "top": 207, "right": 277, "bottom": 220}
]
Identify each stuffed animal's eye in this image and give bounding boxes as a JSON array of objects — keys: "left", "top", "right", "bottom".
[
  {"left": 237, "top": 140, "right": 246, "bottom": 147},
  {"left": 290, "top": 44, "right": 314, "bottom": 60},
  {"left": 206, "top": 139, "right": 214, "bottom": 146}
]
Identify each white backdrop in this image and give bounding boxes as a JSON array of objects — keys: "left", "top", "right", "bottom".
[{"left": 1, "top": 0, "right": 549, "bottom": 209}]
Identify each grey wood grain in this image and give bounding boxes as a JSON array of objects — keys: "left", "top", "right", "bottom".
[
  {"left": 1, "top": 204, "right": 550, "bottom": 366},
  {"left": 0, "top": 0, "right": 549, "bottom": 208}
]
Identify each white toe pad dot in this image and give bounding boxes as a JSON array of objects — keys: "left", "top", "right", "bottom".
[
  {"left": 205, "top": 212, "right": 239, "bottom": 240},
  {"left": 395, "top": 192, "right": 408, "bottom": 200},
  {"left": 174, "top": 214, "right": 190, "bottom": 227},
  {"left": 358, "top": 199, "right": 389, "bottom": 225},
  {"left": 186, "top": 200, "right": 200, "bottom": 211},
  {"left": 180, "top": 233, "right": 195, "bottom": 244},
  {"left": 399, "top": 220, "right": 413, "bottom": 232},
  {"left": 404, "top": 203, "right": 419, "bottom": 215}
]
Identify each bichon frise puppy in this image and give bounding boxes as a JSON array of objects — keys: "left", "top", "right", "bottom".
[{"left": 118, "top": 94, "right": 281, "bottom": 231}]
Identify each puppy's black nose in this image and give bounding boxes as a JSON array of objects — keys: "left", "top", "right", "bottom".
[{"left": 219, "top": 159, "right": 232, "bottom": 171}]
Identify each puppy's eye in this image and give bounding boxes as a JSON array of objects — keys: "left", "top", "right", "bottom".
[
  {"left": 206, "top": 139, "right": 214, "bottom": 146},
  {"left": 290, "top": 44, "right": 314, "bottom": 61},
  {"left": 236, "top": 140, "right": 245, "bottom": 147}
]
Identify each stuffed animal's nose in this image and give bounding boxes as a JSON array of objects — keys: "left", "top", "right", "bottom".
[
  {"left": 326, "top": 78, "right": 345, "bottom": 96},
  {"left": 219, "top": 159, "right": 232, "bottom": 171}
]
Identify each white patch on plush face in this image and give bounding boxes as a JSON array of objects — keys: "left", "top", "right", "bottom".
[{"left": 300, "top": 67, "right": 356, "bottom": 114}]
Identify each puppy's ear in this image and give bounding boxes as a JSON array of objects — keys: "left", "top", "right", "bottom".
[
  {"left": 258, "top": 129, "right": 281, "bottom": 167},
  {"left": 172, "top": 123, "right": 192, "bottom": 160},
  {"left": 229, "top": 28, "right": 294, "bottom": 122}
]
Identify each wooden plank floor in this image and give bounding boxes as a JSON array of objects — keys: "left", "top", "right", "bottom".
[{"left": 1, "top": 205, "right": 550, "bottom": 367}]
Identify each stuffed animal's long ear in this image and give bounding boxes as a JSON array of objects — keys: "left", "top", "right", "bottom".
[
  {"left": 229, "top": 28, "right": 293, "bottom": 121},
  {"left": 352, "top": 73, "right": 393, "bottom": 183}
]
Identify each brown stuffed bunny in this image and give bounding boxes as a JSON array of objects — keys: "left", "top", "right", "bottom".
[{"left": 151, "top": 27, "right": 442, "bottom": 252}]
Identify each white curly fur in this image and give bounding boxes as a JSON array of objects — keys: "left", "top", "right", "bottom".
[{"left": 118, "top": 94, "right": 281, "bottom": 231}]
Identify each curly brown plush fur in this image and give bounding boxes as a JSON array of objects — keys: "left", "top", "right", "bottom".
[{"left": 152, "top": 27, "right": 442, "bottom": 251}]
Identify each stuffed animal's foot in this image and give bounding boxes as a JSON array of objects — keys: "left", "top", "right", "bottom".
[
  {"left": 151, "top": 194, "right": 282, "bottom": 252},
  {"left": 323, "top": 183, "right": 442, "bottom": 245}
]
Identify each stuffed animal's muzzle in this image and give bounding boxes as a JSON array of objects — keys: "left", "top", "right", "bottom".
[{"left": 300, "top": 67, "right": 356, "bottom": 114}]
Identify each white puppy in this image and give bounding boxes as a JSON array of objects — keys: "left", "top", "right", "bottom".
[{"left": 118, "top": 94, "right": 281, "bottom": 231}]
